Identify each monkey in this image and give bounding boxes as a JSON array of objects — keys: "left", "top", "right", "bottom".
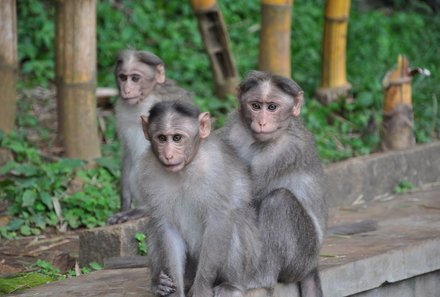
[
  {"left": 107, "top": 49, "right": 193, "bottom": 225},
  {"left": 221, "top": 70, "right": 328, "bottom": 297},
  {"left": 134, "top": 100, "right": 260, "bottom": 297}
]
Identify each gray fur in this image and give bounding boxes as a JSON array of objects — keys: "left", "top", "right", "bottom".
[
  {"left": 135, "top": 102, "right": 260, "bottom": 297},
  {"left": 222, "top": 71, "right": 328, "bottom": 297},
  {"left": 108, "top": 50, "right": 192, "bottom": 225}
]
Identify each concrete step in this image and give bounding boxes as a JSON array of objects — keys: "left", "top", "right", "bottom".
[{"left": 8, "top": 183, "right": 440, "bottom": 297}]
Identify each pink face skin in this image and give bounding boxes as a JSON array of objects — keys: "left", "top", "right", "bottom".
[
  {"left": 141, "top": 112, "right": 211, "bottom": 173},
  {"left": 117, "top": 61, "right": 165, "bottom": 105},
  {"left": 240, "top": 81, "right": 303, "bottom": 142}
]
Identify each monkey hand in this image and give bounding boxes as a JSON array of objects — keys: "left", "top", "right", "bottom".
[
  {"left": 152, "top": 271, "right": 177, "bottom": 296},
  {"left": 107, "top": 208, "right": 148, "bottom": 225}
]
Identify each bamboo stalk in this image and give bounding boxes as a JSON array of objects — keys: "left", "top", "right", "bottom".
[
  {"left": 259, "top": 0, "right": 293, "bottom": 78},
  {"left": 55, "top": 0, "right": 100, "bottom": 161},
  {"left": 191, "top": 0, "right": 238, "bottom": 99},
  {"left": 0, "top": 0, "right": 17, "bottom": 133},
  {"left": 316, "top": 0, "right": 352, "bottom": 104}
]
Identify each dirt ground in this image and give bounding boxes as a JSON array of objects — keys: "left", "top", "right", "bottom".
[{"left": 0, "top": 231, "right": 79, "bottom": 277}]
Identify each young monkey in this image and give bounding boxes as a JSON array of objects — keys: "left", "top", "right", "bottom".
[
  {"left": 222, "top": 71, "right": 328, "bottom": 297},
  {"left": 135, "top": 100, "right": 260, "bottom": 297},
  {"left": 108, "top": 50, "right": 192, "bottom": 224}
]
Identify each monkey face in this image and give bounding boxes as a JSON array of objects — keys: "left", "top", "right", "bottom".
[
  {"left": 149, "top": 118, "right": 202, "bottom": 173},
  {"left": 240, "top": 82, "right": 296, "bottom": 142},
  {"left": 117, "top": 62, "right": 164, "bottom": 105}
]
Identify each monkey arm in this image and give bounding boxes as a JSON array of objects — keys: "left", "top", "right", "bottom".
[
  {"left": 149, "top": 223, "right": 187, "bottom": 297},
  {"left": 120, "top": 151, "right": 133, "bottom": 211},
  {"left": 189, "top": 214, "right": 236, "bottom": 297}
]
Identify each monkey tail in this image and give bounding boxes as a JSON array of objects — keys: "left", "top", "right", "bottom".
[{"left": 326, "top": 219, "right": 378, "bottom": 236}]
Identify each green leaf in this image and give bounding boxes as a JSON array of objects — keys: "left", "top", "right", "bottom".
[
  {"left": 96, "top": 157, "right": 120, "bottom": 177},
  {"left": 89, "top": 262, "right": 103, "bottom": 271},
  {"left": 0, "top": 161, "right": 16, "bottom": 175},
  {"left": 22, "top": 190, "right": 37, "bottom": 207},
  {"left": 58, "top": 158, "right": 84, "bottom": 171},
  {"left": 12, "top": 164, "right": 40, "bottom": 177},
  {"left": 40, "top": 192, "right": 53, "bottom": 209},
  {"left": 7, "top": 218, "right": 24, "bottom": 231},
  {"left": 20, "top": 224, "right": 32, "bottom": 236}
]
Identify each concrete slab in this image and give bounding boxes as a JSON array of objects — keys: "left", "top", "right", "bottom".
[{"left": 9, "top": 184, "right": 440, "bottom": 297}]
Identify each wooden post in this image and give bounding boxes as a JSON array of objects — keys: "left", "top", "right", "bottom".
[
  {"left": 55, "top": 0, "right": 100, "bottom": 161},
  {"left": 0, "top": 0, "right": 17, "bottom": 133},
  {"left": 381, "top": 55, "right": 415, "bottom": 151},
  {"left": 316, "top": 0, "right": 352, "bottom": 104},
  {"left": 190, "top": 0, "right": 239, "bottom": 99},
  {"left": 259, "top": 0, "right": 293, "bottom": 78}
]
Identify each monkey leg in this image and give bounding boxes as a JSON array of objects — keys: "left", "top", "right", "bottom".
[
  {"left": 257, "top": 188, "right": 320, "bottom": 287},
  {"left": 214, "top": 283, "right": 243, "bottom": 297},
  {"left": 299, "top": 268, "right": 323, "bottom": 297}
]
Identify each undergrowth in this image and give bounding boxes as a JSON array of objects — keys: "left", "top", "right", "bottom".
[{"left": 1, "top": 0, "right": 438, "bottom": 237}]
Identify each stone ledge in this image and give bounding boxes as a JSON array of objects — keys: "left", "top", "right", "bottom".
[
  {"left": 78, "top": 141, "right": 440, "bottom": 265},
  {"left": 11, "top": 184, "right": 440, "bottom": 297},
  {"left": 78, "top": 217, "right": 149, "bottom": 266},
  {"left": 325, "top": 141, "right": 440, "bottom": 207}
]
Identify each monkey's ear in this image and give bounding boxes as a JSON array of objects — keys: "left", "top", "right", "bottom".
[
  {"left": 140, "top": 115, "right": 150, "bottom": 140},
  {"left": 198, "top": 112, "right": 211, "bottom": 139},
  {"left": 292, "top": 91, "right": 304, "bottom": 117},
  {"left": 155, "top": 64, "right": 166, "bottom": 84}
]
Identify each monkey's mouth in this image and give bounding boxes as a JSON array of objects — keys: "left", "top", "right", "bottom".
[
  {"left": 163, "top": 162, "right": 184, "bottom": 172},
  {"left": 122, "top": 96, "right": 140, "bottom": 105},
  {"left": 252, "top": 130, "right": 277, "bottom": 142}
]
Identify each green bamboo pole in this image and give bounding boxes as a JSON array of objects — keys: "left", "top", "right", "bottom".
[
  {"left": 259, "top": 0, "right": 293, "bottom": 78},
  {"left": 316, "top": 0, "right": 352, "bottom": 104}
]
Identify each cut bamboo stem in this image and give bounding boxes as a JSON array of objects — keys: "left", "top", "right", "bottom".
[
  {"left": 259, "top": 0, "right": 293, "bottom": 78},
  {"left": 316, "top": 0, "right": 352, "bottom": 104},
  {"left": 55, "top": 0, "right": 101, "bottom": 161},
  {"left": 190, "top": 0, "right": 239, "bottom": 99},
  {"left": 0, "top": 0, "right": 18, "bottom": 133},
  {"left": 381, "top": 55, "right": 415, "bottom": 151}
]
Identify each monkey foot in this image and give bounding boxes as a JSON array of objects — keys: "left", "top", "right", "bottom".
[{"left": 155, "top": 272, "right": 176, "bottom": 296}]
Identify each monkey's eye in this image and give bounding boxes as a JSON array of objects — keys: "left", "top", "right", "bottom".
[
  {"left": 251, "top": 102, "right": 261, "bottom": 110},
  {"left": 267, "top": 104, "right": 278, "bottom": 111},
  {"left": 131, "top": 75, "right": 141, "bottom": 82},
  {"left": 172, "top": 135, "right": 182, "bottom": 142},
  {"left": 118, "top": 74, "right": 128, "bottom": 82},
  {"left": 158, "top": 135, "right": 167, "bottom": 142}
]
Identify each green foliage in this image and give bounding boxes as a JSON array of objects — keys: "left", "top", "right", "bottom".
[
  {"left": 394, "top": 180, "right": 415, "bottom": 194},
  {"left": 35, "top": 259, "right": 61, "bottom": 280},
  {"left": 135, "top": 232, "right": 148, "bottom": 256},
  {"left": 14, "top": 0, "right": 440, "bottom": 161},
  {"left": 34, "top": 259, "right": 102, "bottom": 281},
  {"left": 0, "top": 131, "right": 120, "bottom": 238},
  {"left": 0, "top": 271, "right": 55, "bottom": 295},
  {"left": 17, "top": 1, "right": 55, "bottom": 87}
]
